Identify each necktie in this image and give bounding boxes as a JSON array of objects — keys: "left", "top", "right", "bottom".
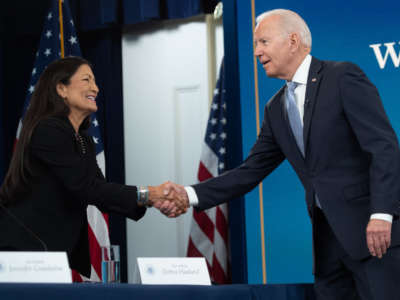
[
  {"left": 286, "top": 82, "right": 304, "bottom": 156},
  {"left": 286, "top": 82, "right": 322, "bottom": 208}
]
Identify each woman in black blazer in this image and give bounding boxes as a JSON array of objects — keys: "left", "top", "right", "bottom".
[{"left": 0, "top": 57, "right": 183, "bottom": 277}]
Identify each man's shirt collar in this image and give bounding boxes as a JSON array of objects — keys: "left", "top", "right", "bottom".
[{"left": 290, "top": 54, "right": 312, "bottom": 85}]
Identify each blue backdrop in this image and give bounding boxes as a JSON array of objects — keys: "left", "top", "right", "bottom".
[{"left": 235, "top": 0, "right": 400, "bottom": 284}]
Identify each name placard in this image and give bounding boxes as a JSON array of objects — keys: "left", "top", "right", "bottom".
[
  {"left": 0, "top": 252, "right": 71, "bottom": 283},
  {"left": 137, "top": 257, "right": 211, "bottom": 285}
]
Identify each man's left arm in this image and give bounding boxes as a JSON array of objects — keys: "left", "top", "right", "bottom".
[{"left": 340, "top": 63, "right": 400, "bottom": 258}]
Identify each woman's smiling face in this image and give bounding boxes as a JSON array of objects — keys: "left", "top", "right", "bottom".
[{"left": 57, "top": 64, "right": 99, "bottom": 117}]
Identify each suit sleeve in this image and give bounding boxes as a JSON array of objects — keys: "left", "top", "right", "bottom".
[
  {"left": 340, "top": 63, "right": 400, "bottom": 216},
  {"left": 30, "top": 119, "right": 146, "bottom": 221},
  {"left": 193, "top": 107, "right": 285, "bottom": 210}
]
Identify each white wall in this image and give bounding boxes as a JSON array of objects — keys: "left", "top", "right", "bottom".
[{"left": 122, "top": 16, "right": 224, "bottom": 282}]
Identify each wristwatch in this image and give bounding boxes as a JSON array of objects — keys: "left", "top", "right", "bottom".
[{"left": 137, "top": 186, "right": 149, "bottom": 207}]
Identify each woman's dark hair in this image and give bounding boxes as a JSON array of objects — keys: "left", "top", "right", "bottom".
[{"left": 0, "top": 56, "right": 92, "bottom": 203}]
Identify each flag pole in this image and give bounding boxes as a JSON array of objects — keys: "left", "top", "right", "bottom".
[
  {"left": 59, "top": 0, "right": 65, "bottom": 58},
  {"left": 251, "top": 0, "right": 267, "bottom": 285}
]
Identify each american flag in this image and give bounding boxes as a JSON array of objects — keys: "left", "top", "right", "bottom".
[
  {"left": 17, "top": 0, "right": 110, "bottom": 282},
  {"left": 187, "top": 59, "right": 230, "bottom": 283}
]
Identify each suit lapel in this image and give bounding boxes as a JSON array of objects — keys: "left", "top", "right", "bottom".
[{"left": 303, "top": 58, "right": 323, "bottom": 154}]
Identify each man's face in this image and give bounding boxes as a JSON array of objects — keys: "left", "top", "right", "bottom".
[{"left": 254, "top": 15, "right": 294, "bottom": 80}]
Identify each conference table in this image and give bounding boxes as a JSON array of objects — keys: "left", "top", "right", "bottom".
[{"left": 0, "top": 283, "right": 315, "bottom": 300}]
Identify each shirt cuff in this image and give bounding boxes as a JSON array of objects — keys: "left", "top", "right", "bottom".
[
  {"left": 184, "top": 186, "right": 199, "bottom": 206},
  {"left": 370, "top": 213, "right": 393, "bottom": 223}
]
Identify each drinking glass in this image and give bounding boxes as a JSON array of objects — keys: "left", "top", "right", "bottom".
[{"left": 101, "top": 245, "right": 120, "bottom": 283}]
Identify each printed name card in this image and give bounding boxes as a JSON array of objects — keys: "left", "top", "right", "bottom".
[
  {"left": 0, "top": 252, "right": 71, "bottom": 283},
  {"left": 137, "top": 257, "right": 211, "bottom": 285}
]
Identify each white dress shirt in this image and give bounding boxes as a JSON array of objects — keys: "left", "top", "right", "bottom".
[
  {"left": 289, "top": 54, "right": 311, "bottom": 124},
  {"left": 185, "top": 54, "right": 392, "bottom": 223}
]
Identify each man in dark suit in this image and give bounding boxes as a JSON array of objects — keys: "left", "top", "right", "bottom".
[{"left": 159, "top": 8, "right": 400, "bottom": 300}]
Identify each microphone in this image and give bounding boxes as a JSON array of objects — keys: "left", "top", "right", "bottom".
[{"left": 0, "top": 199, "right": 48, "bottom": 251}]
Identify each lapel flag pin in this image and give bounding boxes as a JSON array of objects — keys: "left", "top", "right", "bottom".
[{"left": 311, "top": 78, "right": 317, "bottom": 82}]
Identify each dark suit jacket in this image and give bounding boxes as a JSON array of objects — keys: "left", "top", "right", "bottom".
[
  {"left": 193, "top": 57, "right": 400, "bottom": 260},
  {"left": 0, "top": 116, "right": 146, "bottom": 276}
]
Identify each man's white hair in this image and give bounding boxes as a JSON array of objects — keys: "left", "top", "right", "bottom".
[{"left": 256, "top": 9, "right": 312, "bottom": 49}]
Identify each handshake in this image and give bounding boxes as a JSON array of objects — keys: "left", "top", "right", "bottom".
[{"left": 147, "top": 182, "right": 189, "bottom": 217}]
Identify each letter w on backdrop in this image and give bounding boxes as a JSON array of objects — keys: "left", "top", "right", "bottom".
[
  {"left": 369, "top": 42, "right": 400, "bottom": 69},
  {"left": 15, "top": 0, "right": 109, "bottom": 282}
]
